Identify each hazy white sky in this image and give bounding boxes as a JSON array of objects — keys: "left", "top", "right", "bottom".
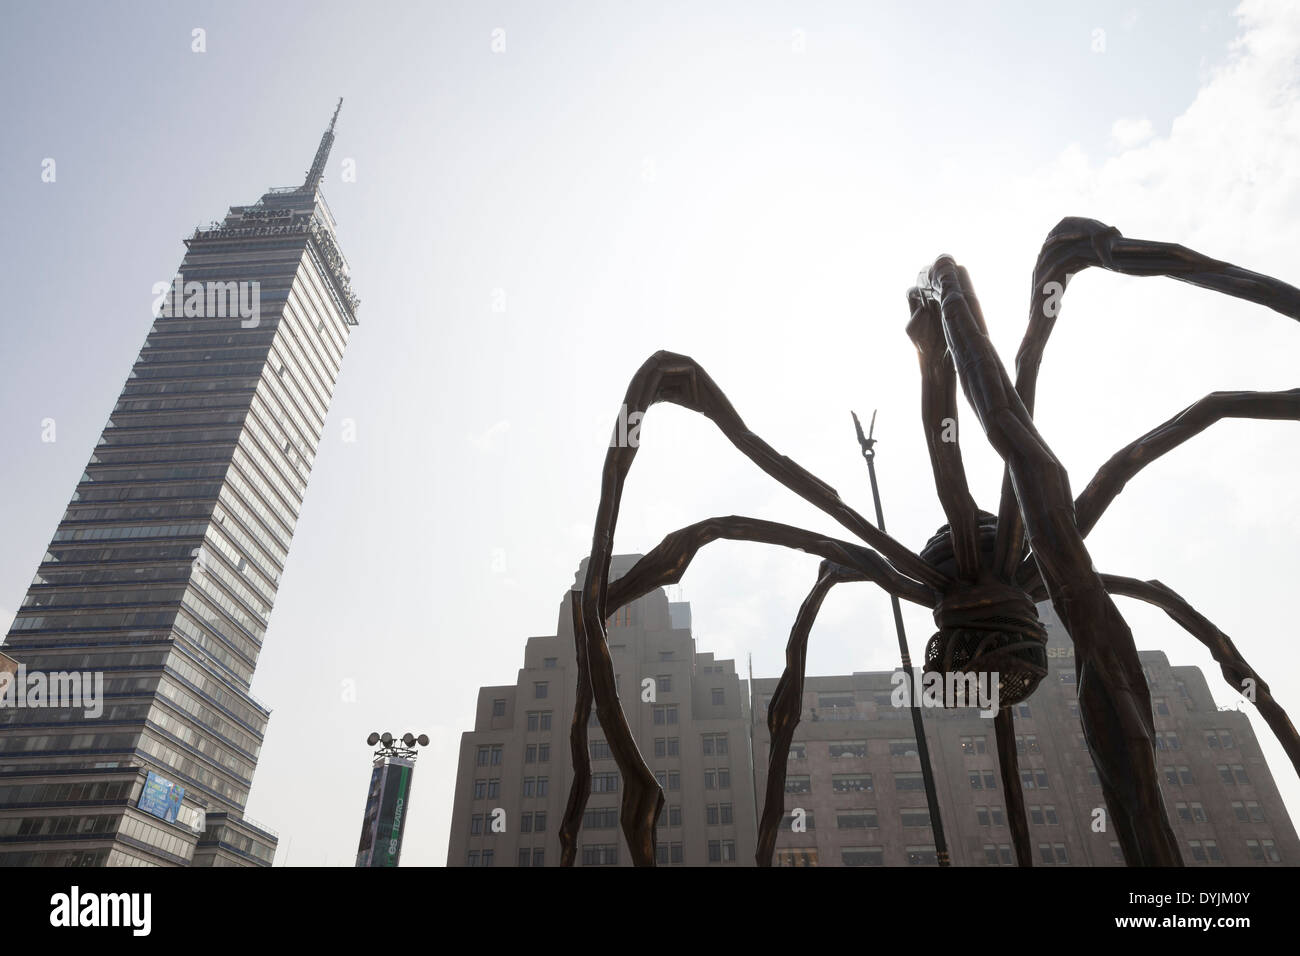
[{"left": 1, "top": 0, "right": 1297, "bottom": 866}]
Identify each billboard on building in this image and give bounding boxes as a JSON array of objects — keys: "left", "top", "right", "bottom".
[
  {"left": 355, "top": 757, "right": 415, "bottom": 867},
  {"left": 138, "top": 770, "right": 185, "bottom": 824}
]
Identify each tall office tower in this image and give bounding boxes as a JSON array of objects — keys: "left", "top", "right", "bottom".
[
  {"left": 447, "top": 555, "right": 758, "bottom": 867},
  {"left": 0, "top": 102, "right": 360, "bottom": 867},
  {"left": 752, "top": 603, "right": 1300, "bottom": 867}
]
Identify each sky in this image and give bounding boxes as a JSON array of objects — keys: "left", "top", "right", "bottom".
[{"left": 1, "top": 0, "right": 1298, "bottom": 866}]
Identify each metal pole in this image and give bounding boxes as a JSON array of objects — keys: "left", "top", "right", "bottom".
[{"left": 852, "top": 410, "right": 951, "bottom": 867}]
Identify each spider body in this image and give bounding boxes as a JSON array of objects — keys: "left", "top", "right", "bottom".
[
  {"left": 919, "top": 516, "right": 1049, "bottom": 708},
  {"left": 557, "top": 216, "right": 1300, "bottom": 868}
]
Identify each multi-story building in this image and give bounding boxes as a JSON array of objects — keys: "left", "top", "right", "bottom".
[
  {"left": 753, "top": 603, "right": 1299, "bottom": 867},
  {"left": 447, "top": 555, "right": 758, "bottom": 866},
  {"left": 0, "top": 102, "right": 359, "bottom": 867},
  {"left": 454, "top": 565, "right": 1297, "bottom": 867}
]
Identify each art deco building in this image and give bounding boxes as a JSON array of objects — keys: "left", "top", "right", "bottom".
[
  {"left": 753, "top": 604, "right": 1300, "bottom": 867},
  {"left": 452, "top": 566, "right": 1298, "bottom": 867},
  {"left": 448, "top": 555, "right": 759, "bottom": 867},
  {"left": 0, "top": 102, "right": 359, "bottom": 866}
]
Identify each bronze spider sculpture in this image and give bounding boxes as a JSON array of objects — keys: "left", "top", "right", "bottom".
[{"left": 557, "top": 217, "right": 1300, "bottom": 867}]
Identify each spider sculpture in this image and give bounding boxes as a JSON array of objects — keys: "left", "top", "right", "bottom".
[{"left": 557, "top": 217, "right": 1300, "bottom": 867}]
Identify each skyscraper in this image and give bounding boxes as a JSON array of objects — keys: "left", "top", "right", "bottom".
[{"left": 0, "top": 102, "right": 359, "bottom": 867}]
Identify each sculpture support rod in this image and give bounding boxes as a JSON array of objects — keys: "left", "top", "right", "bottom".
[{"left": 854, "top": 413, "right": 950, "bottom": 867}]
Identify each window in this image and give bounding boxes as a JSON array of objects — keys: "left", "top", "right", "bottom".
[
  {"left": 901, "top": 809, "right": 931, "bottom": 828},
  {"left": 473, "top": 779, "right": 486, "bottom": 799},
  {"left": 523, "top": 777, "right": 535, "bottom": 797},
  {"left": 711, "top": 688, "right": 725, "bottom": 706},
  {"left": 842, "top": 847, "right": 885, "bottom": 867},
  {"left": 537, "top": 777, "right": 549, "bottom": 797},
  {"left": 582, "top": 844, "right": 618, "bottom": 866},
  {"left": 526, "top": 710, "right": 552, "bottom": 732},
  {"left": 969, "top": 771, "right": 997, "bottom": 790},
  {"left": 1189, "top": 840, "right": 1207, "bottom": 863},
  {"left": 1021, "top": 770, "right": 1049, "bottom": 790},
  {"left": 470, "top": 815, "right": 483, "bottom": 835},
  {"left": 490, "top": 745, "right": 502, "bottom": 766},
  {"left": 591, "top": 772, "right": 619, "bottom": 793},
  {"left": 1246, "top": 840, "right": 1280, "bottom": 863},
  {"left": 656, "top": 674, "right": 672, "bottom": 693},
  {"left": 982, "top": 843, "right": 1013, "bottom": 866},
  {"left": 520, "top": 812, "right": 533, "bottom": 833},
  {"left": 1153, "top": 697, "right": 1170, "bottom": 716},
  {"left": 468, "top": 851, "right": 479, "bottom": 867},
  {"left": 653, "top": 737, "right": 679, "bottom": 757},
  {"left": 906, "top": 845, "right": 937, "bottom": 866},
  {"left": 476, "top": 746, "right": 490, "bottom": 767},
  {"left": 519, "top": 848, "right": 532, "bottom": 867},
  {"left": 1205, "top": 840, "right": 1221, "bottom": 862},
  {"left": 590, "top": 738, "right": 612, "bottom": 760},
  {"left": 786, "top": 775, "right": 812, "bottom": 794},
  {"left": 544, "top": 657, "right": 557, "bottom": 668},
  {"left": 653, "top": 704, "right": 678, "bottom": 725},
  {"left": 525, "top": 744, "right": 537, "bottom": 763},
  {"left": 789, "top": 742, "right": 807, "bottom": 760},
  {"left": 837, "top": 811, "right": 877, "bottom": 829},
  {"left": 833, "top": 774, "right": 874, "bottom": 793},
  {"left": 1232, "top": 764, "right": 1249, "bottom": 784},
  {"left": 894, "top": 773, "right": 924, "bottom": 791},
  {"left": 487, "top": 779, "right": 499, "bottom": 798},
  {"left": 776, "top": 848, "right": 818, "bottom": 867},
  {"left": 702, "top": 734, "right": 729, "bottom": 755},
  {"left": 534, "top": 812, "right": 547, "bottom": 832},
  {"left": 889, "top": 739, "right": 918, "bottom": 757},
  {"left": 538, "top": 743, "right": 550, "bottom": 762},
  {"left": 1038, "top": 843, "right": 1069, "bottom": 865},
  {"left": 1014, "top": 703, "right": 1032, "bottom": 719},
  {"left": 655, "top": 842, "right": 684, "bottom": 865},
  {"left": 534, "top": 682, "right": 548, "bottom": 699},
  {"left": 492, "top": 698, "right": 505, "bottom": 717},
  {"left": 706, "top": 804, "right": 720, "bottom": 825},
  {"left": 717, "top": 768, "right": 731, "bottom": 789},
  {"left": 585, "top": 807, "right": 618, "bottom": 829},
  {"left": 656, "top": 804, "right": 683, "bottom": 828},
  {"left": 655, "top": 771, "right": 681, "bottom": 791},
  {"left": 960, "top": 736, "right": 986, "bottom": 755},
  {"left": 707, "top": 840, "right": 736, "bottom": 863},
  {"left": 830, "top": 740, "right": 869, "bottom": 758}
]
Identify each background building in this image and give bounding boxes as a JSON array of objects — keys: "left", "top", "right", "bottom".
[
  {"left": 452, "top": 566, "right": 1298, "bottom": 867},
  {"left": 752, "top": 603, "right": 1300, "bottom": 866},
  {"left": 448, "top": 555, "right": 758, "bottom": 867},
  {"left": 0, "top": 106, "right": 358, "bottom": 867}
]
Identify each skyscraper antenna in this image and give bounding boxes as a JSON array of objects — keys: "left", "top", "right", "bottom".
[{"left": 303, "top": 97, "right": 344, "bottom": 193}]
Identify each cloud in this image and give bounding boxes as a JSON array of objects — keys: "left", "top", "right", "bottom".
[{"left": 1110, "top": 116, "right": 1155, "bottom": 150}]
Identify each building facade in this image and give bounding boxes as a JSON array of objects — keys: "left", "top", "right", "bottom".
[
  {"left": 453, "top": 568, "right": 1298, "bottom": 867},
  {"left": 753, "top": 604, "right": 1299, "bottom": 867},
  {"left": 0, "top": 103, "right": 359, "bottom": 867},
  {"left": 448, "top": 556, "right": 759, "bottom": 866}
]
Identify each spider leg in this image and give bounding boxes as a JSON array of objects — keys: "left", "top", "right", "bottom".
[
  {"left": 558, "top": 517, "right": 939, "bottom": 865},
  {"left": 579, "top": 351, "right": 947, "bottom": 866},
  {"left": 1075, "top": 388, "right": 1300, "bottom": 539},
  {"left": 558, "top": 591, "right": 596, "bottom": 867},
  {"left": 993, "top": 708, "right": 1033, "bottom": 867},
  {"left": 906, "top": 291, "right": 983, "bottom": 581},
  {"left": 1102, "top": 574, "right": 1300, "bottom": 780},
  {"left": 1013, "top": 387, "right": 1300, "bottom": 587},
  {"left": 917, "top": 256, "right": 1183, "bottom": 865},
  {"left": 607, "top": 515, "right": 938, "bottom": 612},
  {"left": 757, "top": 559, "right": 868, "bottom": 865},
  {"left": 991, "top": 217, "right": 1300, "bottom": 578}
]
